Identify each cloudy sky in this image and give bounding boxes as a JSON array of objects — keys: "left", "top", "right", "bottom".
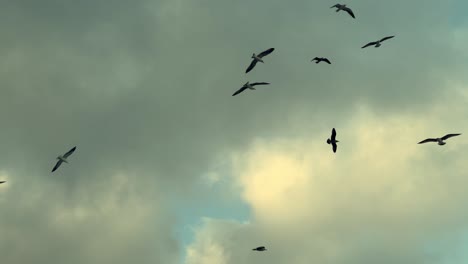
[{"left": 1, "top": 0, "right": 468, "bottom": 263}]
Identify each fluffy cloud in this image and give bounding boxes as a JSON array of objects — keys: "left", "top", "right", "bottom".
[
  {"left": 0, "top": 172, "right": 179, "bottom": 264},
  {"left": 0, "top": 0, "right": 466, "bottom": 263},
  {"left": 186, "top": 96, "right": 468, "bottom": 264}
]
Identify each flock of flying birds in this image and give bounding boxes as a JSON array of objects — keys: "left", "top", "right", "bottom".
[
  {"left": 0, "top": 4, "right": 463, "bottom": 257},
  {"left": 231, "top": 3, "right": 461, "bottom": 158}
]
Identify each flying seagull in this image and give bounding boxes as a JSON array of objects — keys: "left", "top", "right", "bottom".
[
  {"left": 232, "top": 81, "right": 270, "bottom": 96},
  {"left": 52, "top": 146, "right": 77, "bottom": 172},
  {"left": 0, "top": 181, "right": 5, "bottom": 184},
  {"left": 361, "top": 36, "right": 395, "bottom": 48},
  {"left": 327, "top": 128, "right": 339, "bottom": 153},
  {"left": 311, "top": 57, "right": 331, "bottom": 64},
  {"left": 418, "top": 133, "right": 461, "bottom": 145},
  {"left": 245, "top": 48, "right": 275, "bottom": 73},
  {"left": 253, "top": 246, "right": 267, "bottom": 251},
  {"left": 331, "top": 4, "right": 355, "bottom": 18}
]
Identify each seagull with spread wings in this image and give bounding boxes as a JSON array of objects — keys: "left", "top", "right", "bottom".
[
  {"left": 418, "top": 134, "right": 461, "bottom": 145},
  {"left": 245, "top": 48, "right": 275, "bottom": 73},
  {"left": 327, "top": 128, "right": 339, "bottom": 153},
  {"left": 52, "top": 146, "right": 77, "bottom": 172},
  {"left": 331, "top": 4, "right": 355, "bottom": 18},
  {"left": 232, "top": 81, "right": 270, "bottom": 96},
  {"left": 311, "top": 57, "right": 331, "bottom": 64},
  {"left": 362, "top": 36, "right": 395, "bottom": 48}
]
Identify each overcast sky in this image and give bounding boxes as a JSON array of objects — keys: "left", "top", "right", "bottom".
[{"left": 1, "top": 0, "right": 468, "bottom": 263}]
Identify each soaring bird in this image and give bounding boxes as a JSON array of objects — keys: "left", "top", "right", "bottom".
[
  {"left": 245, "top": 48, "right": 275, "bottom": 73},
  {"left": 311, "top": 57, "right": 331, "bottom": 64},
  {"left": 253, "top": 246, "right": 267, "bottom": 251},
  {"left": 52, "top": 146, "right": 77, "bottom": 172},
  {"left": 232, "top": 81, "right": 270, "bottom": 96},
  {"left": 0, "top": 181, "right": 5, "bottom": 184},
  {"left": 331, "top": 4, "right": 355, "bottom": 18},
  {"left": 361, "top": 36, "right": 395, "bottom": 48},
  {"left": 418, "top": 134, "right": 461, "bottom": 145},
  {"left": 327, "top": 128, "right": 339, "bottom": 153}
]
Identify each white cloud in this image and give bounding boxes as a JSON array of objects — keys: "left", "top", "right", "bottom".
[{"left": 185, "top": 96, "right": 468, "bottom": 264}]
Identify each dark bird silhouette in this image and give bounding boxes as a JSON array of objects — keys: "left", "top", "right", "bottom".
[
  {"left": 362, "top": 36, "right": 395, "bottom": 48},
  {"left": 253, "top": 246, "right": 267, "bottom": 251},
  {"left": 232, "top": 81, "right": 270, "bottom": 96},
  {"left": 331, "top": 4, "right": 355, "bottom": 18},
  {"left": 52, "top": 146, "right": 77, "bottom": 172},
  {"left": 0, "top": 181, "right": 5, "bottom": 184},
  {"left": 311, "top": 57, "right": 331, "bottom": 64},
  {"left": 418, "top": 133, "right": 461, "bottom": 145},
  {"left": 327, "top": 128, "right": 339, "bottom": 153},
  {"left": 245, "top": 48, "right": 275, "bottom": 73}
]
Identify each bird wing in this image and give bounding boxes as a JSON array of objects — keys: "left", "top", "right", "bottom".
[
  {"left": 323, "top": 58, "right": 331, "bottom": 64},
  {"left": 232, "top": 85, "right": 249, "bottom": 96},
  {"left": 63, "top": 146, "right": 76, "bottom": 158},
  {"left": 361, "top": 41, "right": 377, "bottom": 48},
  {"left": 245, "top": 60, "right": 258, "bottom": 73},
  {"left": 52, "top": 160, "right": 63, "bottom": 172},
  {"left": 441, "top": 133, "right": 461, "bottom": 140},
  {"left": 332, "top": 142, "right": 337, "bottom": 153},
  {"left": 380, "top": 36, "right": 394, "bottom": 42},
  {"left": 258, "top": 48, "right": 275, "bottom": 58},
  {"left": 331, "top": 4, "right": 340, "bottom": 8},
  {"left": 331, "top": 128, "right": 336, "bottom": 141},
  {"left": 418, "top": 138, "right": 438, "bottom": 144},
  {"left": 257, "top": 48, "right": 275, "bottom": 58},
  {"left": 0, "top": 181, "right": 5, "bottom": 184},
  {"left": 343, "top": 7, "right": 355, "bottom": 18},
  {"left": 311, "top": 57, "right": 319, "bottom": 62},
  {"left": 251, "top": 82, "right": 270, "bottom": 86}
]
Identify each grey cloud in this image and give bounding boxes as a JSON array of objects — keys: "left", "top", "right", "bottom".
[{"left": 0, "top": 0, "right": 465, "bottom": 263}]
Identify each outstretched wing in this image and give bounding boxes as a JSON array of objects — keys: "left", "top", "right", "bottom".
[
  {"left": 258, "top": 48, "right": 275, "bottom": 58},
  {"left": 323, "top": 58, "right": 331, "bottom": 64},
  {"left": 361, "top": 41, "right": 377, "bottom": 49},
  {"left": 232, "top": 86, "right": 248, "bottom": 96},
  {"left": 331, "top": 128, "right": 336, "bottom": 141},
  {"left": 0, "top": 181, "right": 5, "bottom": 184},
  {"left": 343, "top": 7, "right": 355, "bottom": 18},
  {"left": 418, "top": 138, "right": 438, "bottom": 144},
  {"left": 330, "top": 4, "right": 340, "bottom": 8},
  {"left": 441, "top": 133, "right": 461, "bottom": 140},
  {"left": 332, "top": 142, "right": 337, "bottom": 153},
  {"left": 361, "top": 41, "right": 377, "bottom": 48},
  {"left": 311, "top": 57, "right": 319, "bottom": 62},
  {"left": 380, "top": 35, "right": 394, "bottom": 42},
  {"left": 52, "top": 160, "right": 63, "bottom": 172},
  {"left": 63, "top": 146, "right": 76, "bottom": 158},
  {"left": 245, "top": 60, "right": 258, "bottom": 73},
  {"left": 251, "top": 82, "right": 270, "bottom": 86}
]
